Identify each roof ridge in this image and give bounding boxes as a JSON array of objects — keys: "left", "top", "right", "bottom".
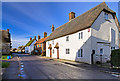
[
  {"left": 52, "top": 2, "right": 108, "bottom": 32},
  {"left": 46, "top": 2, "right": 116, "bottom": 41}
]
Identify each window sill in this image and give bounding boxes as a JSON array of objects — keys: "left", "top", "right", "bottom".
[{"left": 77, "top": 57, "right": 83, "bottom": 58}]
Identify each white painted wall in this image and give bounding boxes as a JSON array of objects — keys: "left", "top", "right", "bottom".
[
  {"left": 25, "top": 40, "right": 37, "bottom": 54},
  {"left": 46, "top": 11, "right": 119, "bottom": 64},
  {"left": 46, "top": 28, "right": 92, "bottom": 64},
  {"left": 25, "top": 47, "right": 29, "bottom": 53},
  {"left": 91, "top": 11, "right": 119, "bottom": 63}
]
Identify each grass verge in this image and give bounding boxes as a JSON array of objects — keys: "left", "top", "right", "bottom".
[{"left": 2, "top": 62, "right": 10, "bottom": 68}]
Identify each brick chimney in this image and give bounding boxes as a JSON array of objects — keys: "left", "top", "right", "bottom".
[
  {"left": 7, "top": 29, "right": 9, "bottom": 32},
  {"left": 34, "top": 36, "right": 36, "bottom": 40},
  {"left": 52, "top": 24, "right": 54, "bottom": 32},
  {"left": 69, "top": 12, "right": 75, "bottom": 21},
  {"left": 38, "top": 35, "right": 40, "bottom": 40},
  {"left": 30, "top": 37, "right": 32, "bottom": 41},
  {"left": 44, "top": 32, "right": 47, "bottom": 38}
]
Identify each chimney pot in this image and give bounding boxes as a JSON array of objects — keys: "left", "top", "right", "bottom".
[
  {"left": 44, "top": 32, "right": 47, "bottom": 38},
  {"left": 7, "top": 29, "right": 9, "bottom": 32},
  {"left": 34, "top": 36, "right": 36, "bottom": 40},
  {"left": 52, "top": 24, "right": 54, "bottom": 32},
  {"left": 69, "top": 12, "right": 75, "bottom": 21},
  {"left": 30, "top": 37, "right": 32, "bottom": 41},
  {"left": 38, "top": 35, "right": 40, "bottom": 40}
]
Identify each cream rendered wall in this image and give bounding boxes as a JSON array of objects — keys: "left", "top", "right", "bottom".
[
  {"left": 91, "top": 11, "right": 119, "bottom": 63},
  {"left": 46, "top": 28, "right": 92, "bottom": 64}
]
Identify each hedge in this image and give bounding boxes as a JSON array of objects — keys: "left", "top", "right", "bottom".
[
  {"left": 2, "top": 62, "right": 10, "bottom": 68},
  {"left": 111, "top": 49, "right": 120, "bottom": 67}
]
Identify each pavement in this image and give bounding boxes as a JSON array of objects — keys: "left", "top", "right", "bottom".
[
  {"left": 2, "top": 56, "right": 19, "bottom": 79},
  {"left": 2, "top": 53, "right": 120, "bottom": 80}
]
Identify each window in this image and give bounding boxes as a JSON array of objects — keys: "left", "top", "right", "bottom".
[
  {"left": 78, "top": 49, "right": 83, "bottom": 57},
  {"left": 104, "top": 12, "right": 108, "bottom": 20},
  {"left": 53, "top": 49, "right": 54, "bottom": 54},
  {"left": 79, "top": 33, "right": 81, "bottom": 39},
  {"left": 79, "top": 32, "right": 83, "bottom": 39},
  {"left": 48, "top": 42, "right": 49, "bottom": 45},
  {"left": 52, "top": 40, "right": 54, "bottom": 45},
  {"left": 81, "top": 32, "right": 83, "bottom": 39},
  {"left": 66, "top": 36, "right": 69, "bottom": 41},
  {"left": 100, "top": 48, "right": 103, "bottom": 55},
  {"left": 41, "top": 43, "right": 42, "bottom": 47},
  {"left": 38, "top": 45, "right": 39, "bottom": 47},
  {"left": 111, "top": 47, "right": 115, "bottom": 50},
  {"left": 66, "top": 49, "right": 70, "bottom": 54}
]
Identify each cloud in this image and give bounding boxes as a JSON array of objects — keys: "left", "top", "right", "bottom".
[{"left": 11, "top": 37, "right": 29, "bottom": 48}]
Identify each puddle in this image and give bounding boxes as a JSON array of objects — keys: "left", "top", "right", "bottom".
[
  {"left": 21, "top": 65, "right": 24, "bottom": 68},
  {"left": 20, "top": 67, "right": 24, "bottom": 70},
  {"left": 18, "top": 62, "right": 27, "bottom": 79},
  {"left": 18, "top": 74, "right": 27, "bottom": 78}
]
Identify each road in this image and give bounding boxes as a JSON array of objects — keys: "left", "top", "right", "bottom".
[{"left": 2, "top": 54, "right": 120, "bottom": 79}]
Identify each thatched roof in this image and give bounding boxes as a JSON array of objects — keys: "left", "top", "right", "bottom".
[
  {"left": 25, "top": 39, "right": 36, "bottom": 47},
  {"left": 0, "top": 30, "right": 11, "bottom": 43},
  {"left": 46, "top": 2, "right": 119, "bottom": 41}
]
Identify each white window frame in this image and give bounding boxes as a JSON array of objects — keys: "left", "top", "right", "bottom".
[
  {"left": 79, "top": 32, "right": 83, "bottom": 39},
  {"left": 78, "top": 49, "right": 83, "bottom": 58},
  {"left": 81, "top": 32, "right": 83, "bottom": 39},
  {"left": 79, "top": 33, "right": 81, "bottom": 39},
  {"left": 104, "top": 12, "right": 108, "bottom": 20},
  {"left": 53, "top": 49, "right": 54, "bottom": 54},
  {"left": 66, "top": 36, "right": 69, "bottom": 41},
  {"left": 66, "top": 49, "right": 70, "bottom": 54},
  {"left": 52, "top": 40, "right": 54, "bottom": 45},
  {"left": 48, "top": 42, "right": 49, "bottom": 45},
  {"left": 100, "top": 48, "right": 103, "bottom": 55}
]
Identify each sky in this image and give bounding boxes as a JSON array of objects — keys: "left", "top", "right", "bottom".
[{"left": 2, "top": 2, "right": 119, "bottom": 48}]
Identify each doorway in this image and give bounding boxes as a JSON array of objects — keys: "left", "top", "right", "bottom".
[
  {"left": 50, "top": 49, "right": 52, "bottom": 58},
  {"left": 57, "top": 49, "right": 59, "bottom": 59},
  {"left": 91, "top": 50, "right": 95, "bottom": 64}
]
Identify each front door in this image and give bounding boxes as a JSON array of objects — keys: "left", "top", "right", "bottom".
[
  {"left": 57, "top": 49, "right": 59, "bottom": 59},
  {"left": 91, "top": 50, "right": 95, "bottom": 64},
  {"left": 50, "top": 49, "right": 52, "bottom": 58}
]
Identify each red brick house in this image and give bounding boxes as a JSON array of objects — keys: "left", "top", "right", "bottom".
[{"left": 34, "top": 32, "right": 48, "bottom": 56}]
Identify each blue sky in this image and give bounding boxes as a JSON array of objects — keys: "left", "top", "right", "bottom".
[{"left": 2, "top": 2, "right": 118, "bottom": 48}]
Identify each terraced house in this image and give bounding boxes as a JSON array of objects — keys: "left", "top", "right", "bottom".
[
  {"left": 34, "top": 32, "right": 48, "bottom": 56},
  {"left": 46, "top": 2, "right": 120, "bottom": 64},
  {"left": 24, "top": 36, "right": 37, "bottom": 54}
]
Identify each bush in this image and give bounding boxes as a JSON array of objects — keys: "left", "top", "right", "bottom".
[
  {"left": 111, "top": 49, "right": 120, "bottom": 67},
  {"left": 2, "top": 62, "right": 10, "bottom": 68}
]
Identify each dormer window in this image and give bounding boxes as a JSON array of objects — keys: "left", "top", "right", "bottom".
[{"left": 104, "top": 12, "right": 108, "bottom": 20}]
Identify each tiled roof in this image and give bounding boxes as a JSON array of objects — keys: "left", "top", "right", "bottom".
[
  {"left": 46, "top": 2, "right": 119, "bottom": 41},
  {"left": 35, "top": 36, "right": 48, "bottom": 44}
]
